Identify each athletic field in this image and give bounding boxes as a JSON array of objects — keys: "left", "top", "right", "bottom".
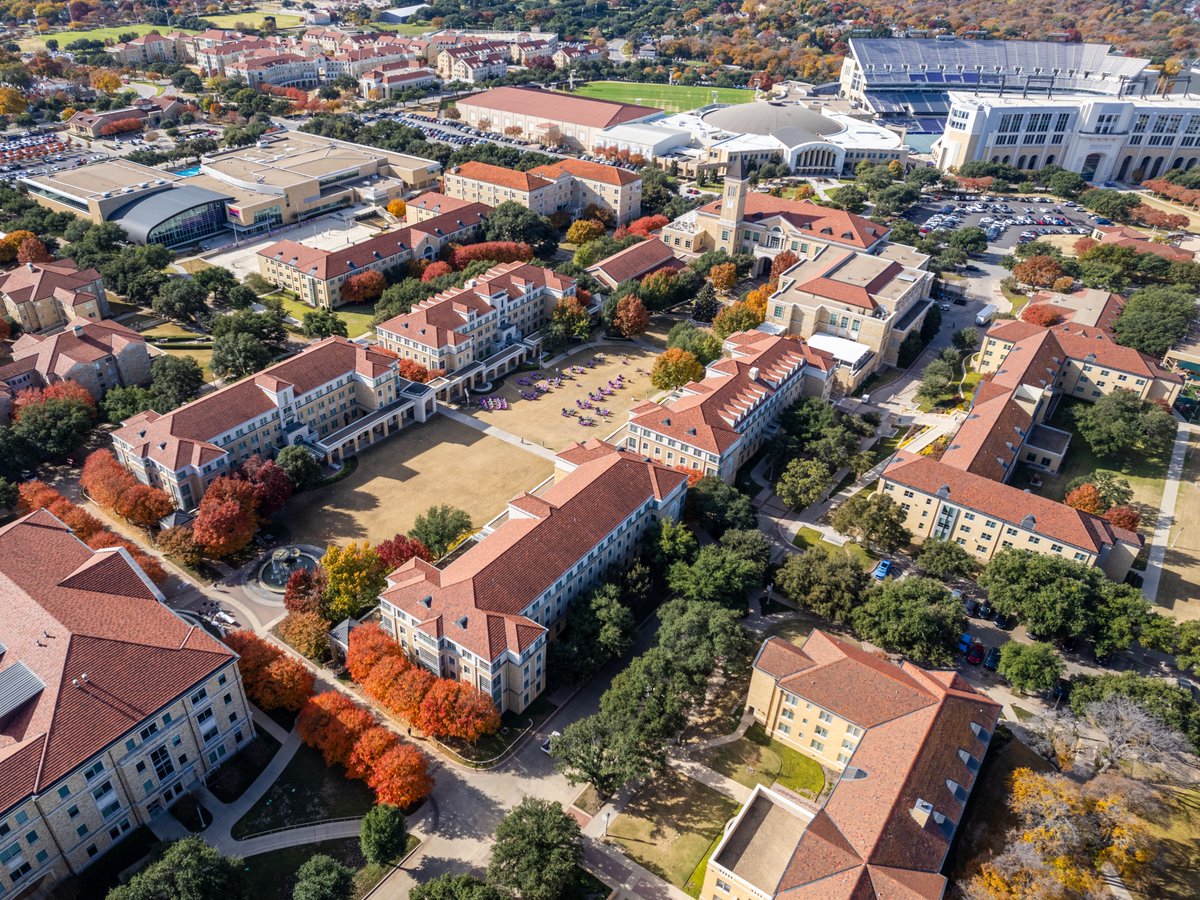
[
  {"left": 568, "top": 81, "right": 754, "bottom": 113},
  {"left": 203, "top": 11, "right": 303, "bottom": 28}
]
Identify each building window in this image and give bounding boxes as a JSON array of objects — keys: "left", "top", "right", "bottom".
[{"left": 810, "top": 739, "right": 824, "bottom": 752}]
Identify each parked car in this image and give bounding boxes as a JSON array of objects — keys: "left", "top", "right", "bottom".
[
  {"left": 966, "top": 641, "right": 985, "bottom": 665},
  {"left": 993, "top": 611, "right": 1014, "bottom": 630},
  {"left": 540, "top": 731, "right": 560, "bottom": 754},
  {"left": 983, "top": 647, "right": 1001, "bottom": 671},
  {"left": 977, "top": 599, "right": 995, "bottom": 619},
  {"left": 873, "top": 559, "right": 893, "bottom": 580},
  {"left": 957, "top": 632, "right": 972, "bottom": 654}
]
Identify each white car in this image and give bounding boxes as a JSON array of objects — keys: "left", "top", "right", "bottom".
[{"left": 540, "top": 731, "right": 561, "bottom": 754}]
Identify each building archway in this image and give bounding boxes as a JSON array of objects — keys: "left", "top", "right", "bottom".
[
  {"left": 1046, "top": 154, "right": 1056, "bottom": 166},
  {"left": 1117, "top": 156, "right": 1133, "bottom": 181},
  {"left": 1017, "top": 155, "right": 1028, "bottom": 169},
  {"left": 1081, "top": 152, "right": 1105, "bottom": 180},
  {"left": 1149, "top": 156, "right": 1166, "bottom": 178},
  {"left": 1028, "top": 155, "right": 1039, "bottom": 170}
]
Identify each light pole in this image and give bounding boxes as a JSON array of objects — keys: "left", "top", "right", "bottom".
[{"left": 603, "top": 811, "right": 610, "bottom": 837}]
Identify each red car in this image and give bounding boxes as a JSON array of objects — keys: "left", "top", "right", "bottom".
[{"left": 966, "top": 642, "right": 985, "bottom": 665}]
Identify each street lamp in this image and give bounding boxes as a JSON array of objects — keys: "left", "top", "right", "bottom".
[{"left": 603, "top": 811, "right": 610, "bottom": 837}]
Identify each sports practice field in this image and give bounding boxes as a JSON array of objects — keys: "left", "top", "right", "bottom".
[
  {"left": 568, "top": 81, "right": 755, "bottom": 113},
  {"left": 203, "top": 11, "right": 303, "bottom": 28},
  {"left": 22, "top": 24, "right": 198, "bottom": 49}
]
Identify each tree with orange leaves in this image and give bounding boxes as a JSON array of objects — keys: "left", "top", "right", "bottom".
[
  {"left": 387, "top": 666, "right": 436, "bottom": 722},
  {"left": 368, "top": 744, "right": 433, "bottom": 807},
  {"left": 769, "top": 250, "right": 799, "bottom": 281},
  {"left": 192, "top": 476, "right": 259, "bottom": 557},
  {"left": 1022, "top": 304, "right": 1061, "bottom": 327},
  {"left": 16, "top": 237, "right": 51, "bottom": 265},
  {"left": 362, "top": 655, "right": 413, "bottom": 707},
  {"left": 395, "top": 359, "right": 431, "bottom": 384},
  {"left": 612, "top": 295, "right": 649, "bottom": 338},
  {"left": 347, "top": 724, "right": 399, "bottom": 780},
  {"left": 296, "top": 690, "right": 374, "bottom": 767},
  {"left": 1104, "top": 506, "right": 1142, "bottom": 531},
  {"left": 347, "top": 621, "right": 405, "bottom": 683},
  {"left": 259, "top": 656, "right": 315, "bottom": 712},
  {"left": 1065, "top": 483, "right": 1104, "bottom": 515},
  {"left": 417, "top": 679, "right": 501, "bottom": 742},
  {"left": 119, "top": 484, "right": 175, "bottom": 528},
  {"left": 708, "top": 262, "right": 737, "bottom": 293}
]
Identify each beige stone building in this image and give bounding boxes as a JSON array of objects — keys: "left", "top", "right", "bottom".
[
  {"left": 443, "top": 161, "right": 566, "bottom": 217},
  {"left": 704, "top": 630, "right": 1000, "bottom": 899},
  {"left": 0, "top": 320, "right": 151, "bottom": 406},
  {"left": 528, "top": 158, "right": 643, "bottom": 225},
  {"left": 375, "top": 262, "right": 582, "bottom": 400},
  {"left": 257, "top": 200, "right": 490, "bottom": 308},
  {"left": 456, "top": 87, "right": 659, "bottom": 150},
  {"left": 623, "top": 331, "right": 834, "bottom": 482},
  {"left": 0, "top": 259, "right": 108, "bottom": 334},
  {"left": 378, "top": 440, "right": 688, "bottom": 713},
  {"left": 764, "top": 241, "right": 934, "bottom": 391},
  {"left": 112, "top": 337, "right": 435, "bottom": 509},
  {"left": 0, "top": 509, "right": 252, "bottom": 897},
  {"left": 65, "top": 97, "right": 183, "bottom": 139}
]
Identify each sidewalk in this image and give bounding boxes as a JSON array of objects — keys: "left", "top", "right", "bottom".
[
  {"left": 437, "top": 406, "right": 559, "bottom": 462},
  {"left": 667, "top": 756, "right": 751, "bottom": 804},
  {"left": 1142, "top": 419, "right": 1193, "bottom": 603}
]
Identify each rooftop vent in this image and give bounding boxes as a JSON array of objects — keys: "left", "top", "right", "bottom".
[
  {"left": 420, "top": 595, "right": 432, "bottom": 608},
  {"left": 456, "top": 615, "right": 468, "bottom": 629}
]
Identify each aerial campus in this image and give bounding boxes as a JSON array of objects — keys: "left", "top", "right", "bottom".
[{"left": 3, "top": 3, "right": 1200, "bottom": 900}]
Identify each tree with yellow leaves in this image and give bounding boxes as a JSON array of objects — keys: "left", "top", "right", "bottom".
[
  {"left": 60, "top": 107, "right": 76, "bottom": 122},
  {"left": 320, "top": 541, "right": 387, "bottom": 622},
  {"left": 90, "top": 71, "right": 122, "bottom": 94},
  {"left": 386, "top": 199, "right": 407, "bottom": 219},
  {"left": 0, "top": 87, "right": 27, "bottom": 116}
]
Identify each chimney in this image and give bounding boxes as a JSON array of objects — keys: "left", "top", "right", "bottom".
[
  {"left": 749, "top": 366, "right": 760, "bottom": 381},
  {"left": 25, "top": 262, "right": 34, "bottom": 271},
  {"left": 911, "top": 798, "right": 934, "bottom": 828}
]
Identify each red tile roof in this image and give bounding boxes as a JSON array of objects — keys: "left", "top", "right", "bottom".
[
  {"left": 529, "top": 157, "right": 640, "bottom": 187},
  {"left": 696, "top": 195, "right": 886, "bottom": 250},
  {"left": 1095, "top": 225, "right": 1195, "bottom": 262},
  {"left": 449, "top": 161, "right": 555, "bottom": 193},
  {"left": 883, "top": 451, "right": 1140, "bottom": 553},
  {"left": 1051, "top": 322, "right": 1181, "bottom": 381},
  {"left": 112, "top": 337, "right": 397, "bottom": 471},
  {"left": 0, "top": 510, "right": 234, "bottom": 810},
  {"left": 458, "top": 87, "right": 660, "bottom": 128},
  {"left": 0, "top": 259, "right": 102, "bottom": 309},
  {"left": 779, "top": 247, "right": 906, "bottom": 311},
  {"left": 380, "top": 441, "right": 687, "bottom": 661},
  {"left": 586, "top": 237, "right": 683, "bottom": 288},
  {"left": 4, "top": 320, "right": 144, "bottom": 383},
  {"left": 628, "top": 332, "right": 833, "bottom": 455}
]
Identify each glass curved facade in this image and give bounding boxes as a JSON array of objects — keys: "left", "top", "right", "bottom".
[{"left": 146, "top": 200, "right": 229, "bottom": 248}]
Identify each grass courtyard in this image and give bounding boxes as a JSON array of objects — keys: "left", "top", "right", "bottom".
[
  {"left": 241, "top": 835, "right": 418, "bottom": 900},
  {"left": 141, "top": 322, "right": 215, "bottom": 381},
  {"left": 20, "top": 24, "right": 197, "bottom": 50},
  {"left": 1140, "top": 785, "right": 1200, "bottom": 899},
  {"left": 791, "top": 526, "right": 875, "bottom": 572},
  {"left": 698, "top": 724, "right": 825, "bottom": 799},
  {"left": 288, "top": 415, "right": 554, "bottom": 548},
  {"left": 607, "top": 769, "right": 740, "bottom": 896},
  {"left": 462, "top": 345, "right": 661, "bottom": 450},
  {"left": 271, "top": 293, "right": 376, "bottom": 339},
  {"left": 566, "top": 81, "right": 754, "bottom": 113},
  {"left": 1158, "top": 432, "right": 1200, "bottom": 620}
]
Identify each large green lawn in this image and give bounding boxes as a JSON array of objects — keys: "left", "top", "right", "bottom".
[
  {"left": 204, "top": 11, "right": 303, "bottom": 28},
  {"left": 373, "top": 22, "right": 435, "bottom": 35},
  {"left": 271, "top": 294, "right": 377, "bottom": 339},
  {"left": 792, "top": 526, "right": 875, "bottom": 572},
  {"left": 23, "top": 24, "right": 198, "bottom": 49},
  {"left": 566, "top": 81, "right": 754, "bottom": 113},
  {"left": 700, "top": 724, "right": 825, "bottom": 798}
]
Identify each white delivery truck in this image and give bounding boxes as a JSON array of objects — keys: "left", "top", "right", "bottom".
[{"left": 975, "top": 303, "right": 997, "bottom": 326}]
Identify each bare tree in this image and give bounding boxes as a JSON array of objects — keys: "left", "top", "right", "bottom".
[{"left": 1085, "top": 695, "right": 1192, "bottom": 773}]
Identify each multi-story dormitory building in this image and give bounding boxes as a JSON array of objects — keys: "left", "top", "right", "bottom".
[
  {"left": 623, "top": 331, "right": 835, "bottom": 482},
  {"left": 880, "top": 296, "right": 1181, "bottom": 581},
  {"left": 111, "top": 337, "right": 435, "bottom": 509},
  {"left": 0, "top": 509, "right": 252, "bottom": 896},
  {"left": 378, "top": 440, "right": 688, "bottom": 713},
  {"left": 375, "top": 261, "right": 585, "bottom": 401}
]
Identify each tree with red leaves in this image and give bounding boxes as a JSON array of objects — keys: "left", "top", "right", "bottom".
[
  {"left": 376, "top": 533, "right": 432, "bottom": 570},
  {"left": 347, "top": 622, "right": 404, "bottom": 683},
  {"left": 770, "top": 250, "right": 800, "bottom": 281},
  {"left": 99, "top": 118, "right": 144, "bottom": 136},
  {"left": 16, "top": 237, "right": 51, "bottom": 265},
  {"left": 284, "top": 566, "right": 327, "bottom": 615},
  {"left": 387, "top": 666, "right": 436, "bottom": 722},
  {"left": 362, "top": 655, "right": 412, "bottom": 706},
  {"left": 342, "top": 270, "right": 387, "bottom": 303},
  {"left": 368, "top": 744, "right": 433, "bottom": 807},
  {"left": 449, "top": 241, "right": 533, "bottom": 270},
  {"left": 420, "top": 260, "right": 453, "bottom": 282},
  {"left": 223, "top": 630, "right": 314, "bottom": 711},
  {"left": 620, "top": 214, "right": 669, "bottom": 238},
  {"left": 20, "top": 479, "right": 69, "bottom": 513},
  {"left": 347, "top": 725, "right": 399, "bottom": 780},
  {"left": 193, "top": 476, "right": 259, "bottom": 557},
  {"left": 1022, "top": 304, "right": 1061, "bottom": 327},
  {"left": 14, "top": 380, "right": 97, "bottom": 419},
  {"left": 1104, "top": 506, "right": 1141, "bottom": 531},
  {"left": 296, "top": 691, "right": 374, "bottom": 767},
  {"left": 81, "top": 449, "right": 132, "bottom": 511},
  {"left": 1065, "top": 483, "right": 1104, "bottom": 515},
  {"left": 417, "top": 679, "right": 501, "bottom": 742},
  {"left": 612, "top": 295, "right": 649, "bottom": 338},
  {"left": 1074, "top": 237, "right": 1099, "bottom": 256},
  {"left": 240, "top": 455, "right": 293, "bottom": 516},
  {"left": 120, "top": 483, "right": 175, "bottom": 528},
  {"left": 1013, "top": 255, "right": 1065, "bottom": 288},
  {"left": 395, "top": 359, "right": 431, "bottom": 383}
]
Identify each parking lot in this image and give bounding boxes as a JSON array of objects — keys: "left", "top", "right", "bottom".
[{"left": 904, "top": 194, "right": 1104, "bottom": 251}]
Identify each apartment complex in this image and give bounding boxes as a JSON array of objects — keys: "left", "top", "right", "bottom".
[
  {"left": 703, "top": 631, "right": 1000, "bottom": 899},
  {"left": 375, "top": 261, "right": 581, "bottom": 400},
  {"left": 23, "top": 133, "right": 440, "bottom": 247},
  {"left": 112, "top": 337, "right": 435, "bottom": 509},
  {"left": 378, "top": 440, "right": 688, "bottom": 713},
  {"left": 0, "top": 259, "right": 108, "bottom": 334},
  {"left": 0, "top": 320, "right": 151, "bottom": 407},
  {"left": 0, "top": 509, "right": 252, "bottom": 896},
  {"left": 456, "top": 87, "right": 660, "bottom": 150},
  {"left": 106, "top": 31, "right": 189, "bottom": 65},
  {"left": 660, "top": 162, "right": 890, "bottom": 274},
  {"left": 226, "top": 53, "right": 321, "bottom": 89},
  {"left": 764, "top": 241, "right": 935, "bottom": 390},
  {"left": 878, "top": 307, "right": 1175, "bottom": 579},
  {"left": 257, "top": 200, "right": 491, "bottom": 308},
  {"left": 444, "top": 158, "right": 642, "bottom": 224},
  {"left": 623, "top": 331, "right": 834, "bottom": 481}
]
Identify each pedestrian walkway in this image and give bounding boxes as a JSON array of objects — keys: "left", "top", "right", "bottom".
[
  {"left": 251, "top": 706, "right": 291, "bottom": 744},
  {"left": 689, "top": 710, "right": 754, "bottom": 752},
  {"left": 217, "top": 817, "right": 366, "bottom": 857},
  {"left": 583, "top": 838, "right": 692, "bottom": 900},
  {"left": 436, "top": 406, "right": 559, "bottom": 462},
  {"left": 1143, "top": 420, "right": 1193, "bottom": 603},
  {"left": 667, "top": 755, "right": 751, "bottom": 804},
  {"left": 202, "top": 731, "right": 302, "bottom": 845}
]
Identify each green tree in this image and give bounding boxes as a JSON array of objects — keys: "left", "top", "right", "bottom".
[
  {"left": 107, "top": 837, "right": 245, "bottom": 900},
  {"left": 830, "top": 492, "right": 910, "bottom": 552},
  {"left": 775, "top": 458, "right": 829, "bottom": 510},
  {"left": 212, "top": 331, "right": 273, "bottom": 379},
  {"left": 11, "top": 398, "right": 93, "bottom": 458},
  {"left": 952, "top": 327, "right": 979, "bottom": 354},
  {"left": 691, "top": 281, "right": 721, "bottom": 323},
  {"left": 482, "top": 201, "right": 558, "bottom": 256},
  {"left": 292, "top": 854, "right": 353, "bottom": 900},
  {"left": 1175, "top": 620, "right": 1200, "bottom": 674},
  {"left": 915, "top": 356, "right": 956, "bottom": 405},
  {"left": 153, "top": 277, "right": 208, "bottom": 322},
  {"left": 851, "top": 577, "right": 965, "bottom": 666},
  {"left": 551, "top": 713, "right": 649, "bottom": 800},
  {"left": 686, "top": 476, "right": 757, "bottom": 536},
  {"left": 1113, "top": 285, "right": 1199, "bottom": 356},
  {"left": 303, "top": 308, "right": 349, "bottom": 339},
  {"left": 1069, "top": 673, "right": 1200, "bottom": 750},
  {"left": 193, "top": 266, "right": 237, "bottom": 303},
  {"left": 213, "top": 308, "right": 287, "bottom": 349},
  {"left": 997, "top": 641, "right": 1064, "bottom": 694},
  {"left": 948, "top": 226, "right": 988, "bottom": 255},
  {"left": 656, "top": 597, "right": 751, "bottom": 687},
  {"left": 774, "top": 545, "right": 868, "bottom": 623},
  {"left": 916, "top": 538, "right": 977, "bottom": 579},
  {"left": 1065, "top": 471, "right": 1134, "bottom": 510},
  {"left": 1092, "top": 582, "right": 1152, "bottom": 659},
  {"left": 549, "top": 582, "right": 635, "bottom": 684},
  {"left": 277, "top": 445, "right": 322, "bottom": 491},
  {"left": 103, "top": 385, "right": 156, "bottom": 423},
  {"left": 360, "top": 804, "right": 408, "bottom": 866},
  {"left": 829, "top": 184, "right": 867, "bottom": 212},
  {"left": 1075, "top": 389, "right": 1176, "bottom": 457},
  {"left": 656, "top": 517, "right": 698, "bottom": 565},
  {"left": 1078, "top": 188, "right": 1141, "bottom": 222},
  {"left": 1046, "top": 170, "right": 1087, "bottom": 198},
  {"left": 409, "top": 504, "right": 472, "bottom": 558},
  {"left": 669, "top": 544, "right": 763, "bottom": 609},
  {"left": 666, "top": 320, "right": 721, "bottom": 365},
  {"left": 150, "top": 354, "right": 204, "bottom": 410},
  {"left": 409, "top": 875, "right": 504, "bottom": 900},
  {"left": 487, "top": 799, "right": 583, "bottom": 900},
  {"left": 978, "top": 549, "right": 1099, "bottom": 639}
]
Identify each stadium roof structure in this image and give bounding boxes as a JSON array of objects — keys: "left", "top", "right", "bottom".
[{"left": 848, "top": 38, "right": 1149, "bottom": 97}]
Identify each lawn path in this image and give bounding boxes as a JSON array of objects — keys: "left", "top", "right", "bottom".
[
  {"left": 1143, "top": 419, "right": 1192, "bottom": 604},
  {"left": 437, "top": 406, "right": 559, "bottom": 462}
]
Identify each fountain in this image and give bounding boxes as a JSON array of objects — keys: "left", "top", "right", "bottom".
[{"left": 258, "top": 545, "right": 318, "bottom": 593}]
